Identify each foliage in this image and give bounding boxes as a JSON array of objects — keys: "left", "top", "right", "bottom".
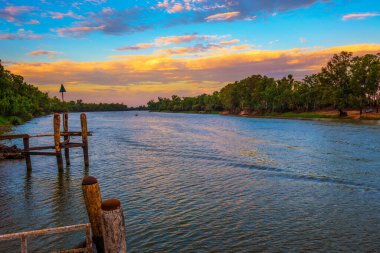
[{"left": 147, "top": 52, "right": 380, "bottom": 116}]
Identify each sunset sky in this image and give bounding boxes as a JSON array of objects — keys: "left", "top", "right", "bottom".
[{"left": 1, "top": 0, "right": 380, "bottom": 106}]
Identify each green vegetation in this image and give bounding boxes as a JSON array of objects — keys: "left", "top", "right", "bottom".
[
  {"left": 147, "top": 52, "right": 380, "bottom": 117},
  {"left": 269, "top": 112, "right": 339, "bottom": 119},
  {"left": 0, "top": 62, "right": 128, "bottom": 125}
]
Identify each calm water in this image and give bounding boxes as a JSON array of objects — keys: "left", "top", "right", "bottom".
[{"left": 1, "top": 111, "right": 380, "bottom": 252}]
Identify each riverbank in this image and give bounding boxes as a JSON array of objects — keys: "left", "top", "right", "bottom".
[
  {"left": 221, "top": 110, "right": 380, "bottom": 124},
  {"left": 150, "top": 109, "right": 380, "bottom": 124}
]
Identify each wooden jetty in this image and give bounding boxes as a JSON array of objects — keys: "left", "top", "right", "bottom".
[{"left": 0, "top": 112, "right": 92, "bottom": 170}]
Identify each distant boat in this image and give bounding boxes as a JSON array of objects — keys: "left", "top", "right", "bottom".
[{"left": 135, "top": 113, "right": 139, "bottom": 116}]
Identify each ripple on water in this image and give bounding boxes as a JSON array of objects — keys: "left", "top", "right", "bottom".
[{"left": 0, "top": 111, "right": 380, "bottom": 252}]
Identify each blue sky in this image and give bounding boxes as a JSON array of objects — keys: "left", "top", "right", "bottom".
[{"left": 1, "top": 0, "right": 380, "bottom": 105}]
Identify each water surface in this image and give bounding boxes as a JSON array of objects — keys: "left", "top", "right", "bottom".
[{"left": 0, "top": 111, "right": 380, "bottom": 252}]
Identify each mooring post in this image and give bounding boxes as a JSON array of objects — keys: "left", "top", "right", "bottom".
[
  {"left": 82, "top": 176, "right": 104, "bottom": 253},
  {"left": 80, "top": 113, "right": 89, "bottom": 166},
  {"left": 101, "top": 199, "right": 127, "bottom": 253},
  {"left": 63, "top": 112, "right": 70, "bottom": 166},
  {"left": 22, "top": 136, "right": 32, "bottom": 171},
  {"left": 54, "top": 113, "right": 64, "bottom": 170}
]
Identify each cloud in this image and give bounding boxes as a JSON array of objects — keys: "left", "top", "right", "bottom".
[
  {"left": 115, "top": 34, "right": 231, "bottom": 52},
  {"left": 27, "top": 50, "right": 62, "bottom": 56},
  {"left": 205, "top": 12, "right": 240, "bottom": 22},
  {"left": 168, "top": 3, "right": 184, "bottom": 13},
  {"left": 342, "top": 13, "right": 380, "bottom": 21},
  {"left": 116, "top": 43, "right": 154, "bottom": 51},
  {"left": 55, "top": 25, "right": 105, "bottom": 37},
  {"left": 155, "top": 43, "right": 222, "bottom": 55},
  {"left": 7, "top": 44, "right": 380, "bottom": 106},
  {"left": 26, "top": 20, "right": 40, "bottom": 25},
  {"left": 49, "top": 11, "right": 83, "bottom": 19},
  {"left": 84, "top": 0, "right": 107, "bottom": 4},
  {"left": 0, "top": 5, "right": 36, "bottom": 23},
  {"left": 220, "top": 39, "right": 240, "bottom": 45},
  {"left": 154, "top": 34, "right": 199, "bottom": 46},
  {"left": 0, "top": 29, "right": 42, "bottom": 40},
  {"left": 157, "top": 0, "right": 327, "bottom": 24},
  {"left": 54, "top": 7, "right": 149, "bottom": 37}
]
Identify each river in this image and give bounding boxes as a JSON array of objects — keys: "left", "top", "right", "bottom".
[{"left": 1, "top": 111, "right": 380, "bottom": 252}]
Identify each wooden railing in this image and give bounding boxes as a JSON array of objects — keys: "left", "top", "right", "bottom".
[
  {"left": 0, "top": 223, "right": 93, "bottom": 253},
  {"left": 0, "top": 113, "right": 92, "bottom": 170}
]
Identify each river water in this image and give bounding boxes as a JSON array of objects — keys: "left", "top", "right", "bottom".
[{"left": 0, "top": 111, "right": 380, "bottom": 252}]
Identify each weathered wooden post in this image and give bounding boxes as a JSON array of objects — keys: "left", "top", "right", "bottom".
[
  {"left": 82, "top": 176, "right": 104, "bottom": 253},
  {"left": 54, "top": 113, "right": 64, "bottom": 170},
  {"left": 101, "top": 199, "right": 127, "bottom": 253},
  {"left": 81, "top": 113, "right": 89, "bottom": 166},
  {"left": 22, "top": 136, "right": 32, "bottom": 171},
  {"left": 63, "top": 112, "right": 70, "bottom": 165}
]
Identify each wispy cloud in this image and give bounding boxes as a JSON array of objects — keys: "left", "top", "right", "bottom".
[
  {"left": 157, "top": 0, "right": 325, "bottom": 24},
  {"left": 0, "top": 5, "right": 35, "bottom": 23},
  {"left": 342, "top": 12, "right": 380, "bottom": 21},
  {"left": 155, "top": 43, "right": 222, "bottom": 55},
  {"left": 0, "top": 29, "right": 42, "bottom": 40},
  {"left": 55, "top": 25, "right": 105, "bottom": 37},
  {"left": 205, "top": 12, "right": 240, "bottom": 22},
  {"left": 54, "top": 7, "right": 149, "bottom": 37},
  {"left": 49, "top": 11, "right": 83, "bottom": 19},
  {"left": 115, "top": 34, "right": 231, "bottom": 51},
  {"left": 116, "top": 43, "right": 154, "bottom": 51},
  {"left": 27, "top": 50, "right": 62, "bottom": 56},
  {"left": 220, "top": 39, "right": 240, "bottom": 45},
  {"left": 26, "top": 20, "right": 40, "bottom": 25}
]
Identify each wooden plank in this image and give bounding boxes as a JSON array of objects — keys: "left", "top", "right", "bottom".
[
  {"left": 53, "top": 247, "right": 87, "bottom": 253},
  {"left": 0, "top": 224, "right": 90, "bottom": 241},
  {"left": 0, "top": 134, "right": 29, "bottom": 140},
  {"left": 23, "top": 151, "right": 57, "bottom": 156},
  {"left": 61, "top": 143, "right": 84, "bottom": 148},
  {"left": 28, "top": 146, "right": 55, "bottom": 151},
  {"left": 28, "top": 132, "right": 93, "bottom": 138}
]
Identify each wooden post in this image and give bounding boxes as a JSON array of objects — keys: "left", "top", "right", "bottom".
[
  {"left": 101, "top": 199, "right": 127, "bottom": 253},
  {"left": 82, "top": 176, "right": 104, "bottom": 253},
  {"left": 81, "top": 113, "right": 89, "bottom": 166},
  {"left": 21, "top": 235, "right": 27, "bottom": 253},
  {"left": 22, "top": 136, "right": 32, "bottom": 171},
  {"left": 54, "top": 113, "right": 64, "bottom": 170},
  {"left": 63, "top": 112, "right": 70, "bottom": 165}
]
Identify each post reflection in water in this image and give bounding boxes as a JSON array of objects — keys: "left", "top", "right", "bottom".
[{"left": 0, "top": 111, "right": 380, "bottom": 252}]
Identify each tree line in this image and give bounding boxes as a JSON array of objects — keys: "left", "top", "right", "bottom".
[
  {"left": 0, "top": 62, "right": 128, "bottom": 124},
  {"left": 147, "top": 52, "right": 380, "bottom": 117}
]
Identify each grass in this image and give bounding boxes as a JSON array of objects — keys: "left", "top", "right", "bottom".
[
  {"left": 359, "top": 116, "right": 380, "bottom": 120},
  {"left": 0, "top": 115, "right": 24, "bottom": 126},
  {"left": 278, "top": 112, "right": 339, "bottom": 119},
  {"left": 152, "top": 110, "right": 221, "bottom": 114}
]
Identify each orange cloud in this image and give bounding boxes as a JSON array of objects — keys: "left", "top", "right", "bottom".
[
  {"left": 220, "top": 39, "right": 240, "bottom": 45},
  {"left": 7, "top": 44, "right": 380, "bottom": 106},
  {"left": 342, "top": 13, "right": 379, "bottom": 21},
  {"left": 205, "top": 12, "right": 240, "bottom": 22}
]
